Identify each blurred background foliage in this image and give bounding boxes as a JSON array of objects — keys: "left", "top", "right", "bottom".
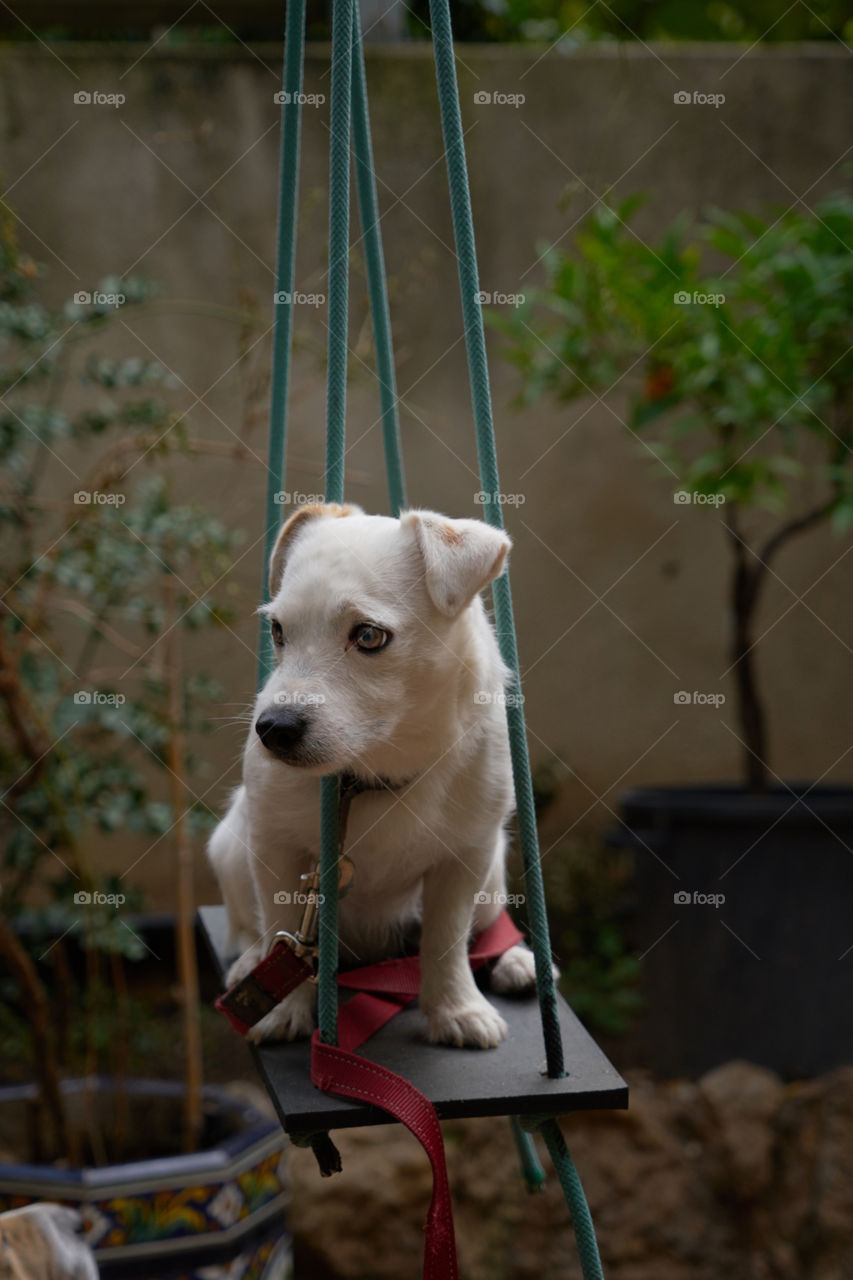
[
  {"left": 490, "top": 186, "right": 853, "bottom": 790},
  {"left": 2, "top": 0, "right": 850, "bottom": 45},
  {"left": 0, "top": 206, "right": 259, "bottom": 1114},
  {"left": 0, "top": 211, "right": 245, "bottom": 944}
]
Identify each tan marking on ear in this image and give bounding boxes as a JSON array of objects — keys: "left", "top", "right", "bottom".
[
  {"left": 268, "top": 502, "right": 358, "bottom": 595},
  {"left": 437, "top": 522, "right": 464, "bottom": 546}
]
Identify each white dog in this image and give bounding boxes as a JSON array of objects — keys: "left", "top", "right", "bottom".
[
  {"left": 0, "top": 1205, "right": 98, "bottom": 1280},
  {"left": 209, "top": 504, "right": 540, "bottom": 1048}
]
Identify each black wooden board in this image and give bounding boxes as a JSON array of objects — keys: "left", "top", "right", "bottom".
[{"left": 199, "top": 906, "right": 628, "bottom": 1135}]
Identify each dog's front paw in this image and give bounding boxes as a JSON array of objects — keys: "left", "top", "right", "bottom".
[
  {"left": 426, "top": 995, "right": 508, "bottom": 1049},
  {"left": 490, "top": 943, "right": 561, "bottom": 994},
  {"left": 225, "top": 942, "right": 265, "bottom": 989},
  {"left": 247, "top": 982, "right": 316, "bottom": 1044}
]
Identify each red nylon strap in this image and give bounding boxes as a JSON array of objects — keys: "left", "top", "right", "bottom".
[
  {"left": 214, "top": 941, "right": 314, "bottom": 1036},
  {"left": 312, "top": 1032, "right": 459, "bottom": 1280},
  {"left": 215, "top": 911, "right": 524, "bottom": 1277},
  {"left": 310, "top": 909, "right": 523, "bottom": 1280}
]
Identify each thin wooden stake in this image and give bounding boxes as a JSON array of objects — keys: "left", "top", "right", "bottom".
[{"left": 164, "top": 575, "right": 204, "bottom": 1152}]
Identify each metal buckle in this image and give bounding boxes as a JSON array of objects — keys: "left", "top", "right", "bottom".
[
  {"left": 268, "top": 855, "right": 355, "bottom": 976},
  {"left": 268, "top": 929, "right": 316, "bottom": 959}
]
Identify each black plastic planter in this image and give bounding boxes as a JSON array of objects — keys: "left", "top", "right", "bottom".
[
  {"left": 0, "top": 1079, "right": 291, "bottom": 1279},
  {"left": 611, "top": 784, "right": 853, "bottom": 1078}
]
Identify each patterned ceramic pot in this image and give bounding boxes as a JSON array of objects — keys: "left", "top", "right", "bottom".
[{"left": 0, "top": 1078, "right": 291, "bottom": 1279}]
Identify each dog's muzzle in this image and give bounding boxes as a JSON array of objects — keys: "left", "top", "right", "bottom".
[{"left": 255, "top": 707, "right": 310, "bottom": 761}]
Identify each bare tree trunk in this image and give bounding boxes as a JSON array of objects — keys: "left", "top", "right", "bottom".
[
  {"left": 731, "top": 559, "right": 769, "bottom": 792},
  {"left": 724, "top": 505, "right": 770, "bottom": 793},
  {"left": 0, "top": 913, "right": 78, "bottom": 1164},
  {"left": 726, "top": 491, "right": 842, "bottom": 793},
  {"left": 164, "top": 576, "right": 204, "bottom": 1153},
  {"left": 110, "top": 949, "right": 131, "bottom": 1163},
  {"left": 0, "top": 623, "right": 51, "bottom": 799}
]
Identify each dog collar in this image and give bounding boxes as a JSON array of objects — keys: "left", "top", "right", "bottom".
[
  {"left": 215, "top": 769, "right": 417, "bottom": 1035},
  {"left": 339, "top": 769, "right": 417, "bottom": 798}
]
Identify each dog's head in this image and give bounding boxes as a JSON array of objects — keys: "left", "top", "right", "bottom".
[{"left": 253, "top": 503, "right": 510, "bottom": 777}]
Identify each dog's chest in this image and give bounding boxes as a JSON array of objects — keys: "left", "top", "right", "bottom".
[{"left": 341, "top": 792, "right": 439, "bottom": 893}]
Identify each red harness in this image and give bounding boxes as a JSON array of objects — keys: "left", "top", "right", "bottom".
[{"left": 216, "top": 909, "right": 523, "bottom": 1279}]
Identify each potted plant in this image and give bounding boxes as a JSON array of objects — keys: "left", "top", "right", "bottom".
[
  {"left": 0, "top": 211, "right": 292, "bottom": 1274},
  {"left": 495, "top": 189, "right": 853, "bottom": 1075}
]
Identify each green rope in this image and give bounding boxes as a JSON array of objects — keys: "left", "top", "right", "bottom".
[
  {"left": 258, "top": 0, "right": 307, "bottom": 687},
  {"left": 351, "top": 7, "right": 407, "bottom": 516},
  {"left": 510, "top": 1115, "right": 547, "bottom": 1193},
  {"left": 540, "top": 1119, "right": 606, "bottom": 1280},
  {"left": 427, "top": 0, "right": 564, "bottom": 1080},
  {"left": 324, "top": 0, "right": 353, "bottom": 508},
  {"left": 264, "top": 7, "right": 606, "bottom": 1273},
  {"left": 318, "top": 773, "right": 341, "bottom": 1044},
  {"left": 317, "top": 0, "right": 354, "bottom": 1047}
]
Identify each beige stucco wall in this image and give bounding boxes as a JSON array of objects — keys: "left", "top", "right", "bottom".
[{"left": 1, "top": 42, "right": 850, "bottom": 907}]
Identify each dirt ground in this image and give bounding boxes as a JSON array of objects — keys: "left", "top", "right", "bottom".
[{"left": 275, "top": 1061, "right": 853, "bottom": 1280}]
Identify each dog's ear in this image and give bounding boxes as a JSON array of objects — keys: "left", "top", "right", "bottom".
[
  {"left": 403, "top": 510, "right": 511, "bottom": 617},
  {"left": 269, "top": 502, "right": 361, "bottom": 595}
]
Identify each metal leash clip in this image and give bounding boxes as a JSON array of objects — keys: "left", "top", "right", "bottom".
[{"left": 269, "top": 855, "right": 355, "bottom": 978}]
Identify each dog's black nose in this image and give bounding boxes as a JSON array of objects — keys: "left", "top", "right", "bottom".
[{"left": 255, "top": 707, "right": 308, "bottom": 757}]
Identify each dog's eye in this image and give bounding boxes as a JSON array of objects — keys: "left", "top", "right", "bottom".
[
  {"left": 352, "top": 624, "right": 390, "bottom": 652},
  {"left": 270, "top": 619, "right": 285, "bottom": 647}
]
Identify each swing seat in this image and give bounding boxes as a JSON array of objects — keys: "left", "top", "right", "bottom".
[{"left": 199, "top": 906, "right": 627, "bottom": 1137}]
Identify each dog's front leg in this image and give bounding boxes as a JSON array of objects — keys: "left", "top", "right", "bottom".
[
  {"left": 226, "top": 847, "right": 318, "bottom": 1043},
  {"left": 419, "top": 858, "right": 508, "bottom": 1049}
]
